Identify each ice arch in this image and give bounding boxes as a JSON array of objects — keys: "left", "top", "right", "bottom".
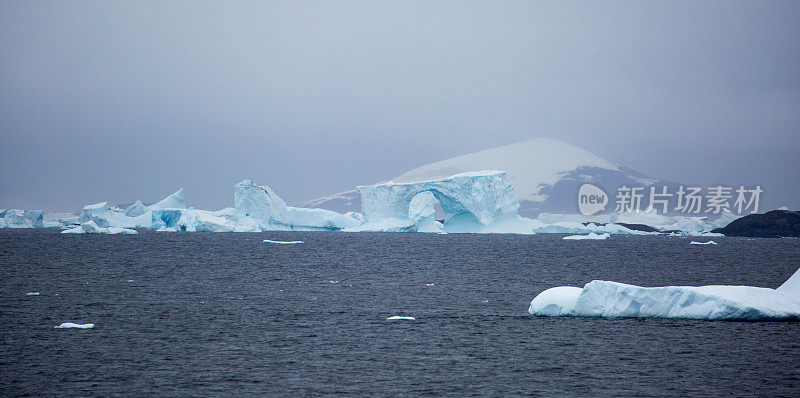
[{"left": 356, "top": 171, "right": 522, "bottom": 232}]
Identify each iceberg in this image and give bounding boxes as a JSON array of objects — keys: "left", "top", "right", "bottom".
[
  {"left": 355, "top": 171, "right": 526, "bottom": 233},
  {"left": 563, "top": 232, "right": 610, "bottom": 240},
  {"left": 386, "top": 316, "right": 416, "bottom": 320},
  {"left": 234, "top": 179, "right": 360, "bottom": 231},
  {"left": 234, "top": 180, "right": 291, "bottom": 229},
  {"left": 0, "top": 209, "right": 45, "bottom": 228},
  {"left": 62, "top": 220, "right": 138, "bottom": 235},
  {"left": 25, "top": 292, "right": 40, "bottom": 296},
  {"left": 54, "top": 322, "right": 94, "bottom": 329},
  {"left": 690, "top": 240, "right": 717, "bottom": 245},
  {"left": 528, "top": 266, "right": 800, "bottom": 321}
]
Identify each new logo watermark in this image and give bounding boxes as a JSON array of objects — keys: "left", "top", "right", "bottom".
[
  {"left": 578, "top": 184, "right": 762, "bottom": 215},
  {"left": 578, "top": 183, "right": 608, "bottom": 215}
]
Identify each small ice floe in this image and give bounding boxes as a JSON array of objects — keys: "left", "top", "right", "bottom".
[
  {"left": 690, "top": 240, "right": 718, "bottom": 245},
  {"left": 25, "top": 292, "right": 40, "bottom": 296},
  {"left": 263, "top": 239, "right": 304, "bottom": 244},
  {"left": 386, "top": 316, "right": 416, "bottom": 320},
  {"left": 425, "top": 283, "right": 435, "bottom": 286},
  {"left": 563, "top": 232, "right": 610, "bottom": 240},
  {"left": 54, "top": 322, "right": 94, "bottom": 329},
  {"left": 481, "top": 299, "right": 489, "bottom": 303},
  {"left": 126, "top": 280, "right": 134, "bottom": 283},
  {"left": 329, "top": 280, "right": 339, "bottom": 284}
]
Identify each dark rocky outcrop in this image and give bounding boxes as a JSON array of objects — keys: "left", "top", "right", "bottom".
[{"left": 711, "top": 210, "right": 800, "bottom": 238}]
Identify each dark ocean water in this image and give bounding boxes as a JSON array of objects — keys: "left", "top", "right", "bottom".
[{"left": 1, "top": 229, "right": 799, "bottom": 397}]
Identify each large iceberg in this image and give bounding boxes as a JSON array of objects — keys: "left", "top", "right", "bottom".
[
  {"left": 0, "top": 209, "right": 45, "bottom": 228},
  {"left": 528, "top": 266, "right": 800, "bottom": 321},
  {"left": 234, "top": 179, "right": 359, "bottom": 231},
  {"left": 234, "top": 180, "right": 291, "bottom": 229},
  {"left": 354, "top": 171, "right": 526, "bottom": 233}
]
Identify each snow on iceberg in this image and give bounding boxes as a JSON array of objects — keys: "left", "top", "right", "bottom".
[
  {"left": 690, "top": 240, "right": 717, "bottom": 245},
  {"left": 354, "top": 171, "right": 527, "bottom": 233},
  {"left": 62, "top": 220, "right": 138, "bottom": 235},
  {"left": 528, "top": 266, "right": 800, "bottom": 321},
  {"left": 563, "top": 232, "right": 610, "bottom": 240},
  {"left": 54, "top": 322, "right": 94, "bottom": 329}
]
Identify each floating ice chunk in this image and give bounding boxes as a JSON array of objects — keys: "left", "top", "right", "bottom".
[
  {"left": 690, "top": 240, "right": 717, "bottom": 245},
  {"left": 528, "top": 266, "right": 800, "bottom": 320},
  {"left": 62, "top": 221, "right": 138, "bottom": 235},
  {"left": 386, "top": 316, "right": 416, "bottom": 320},
  {"left": 54, "top": 323, "right": 94, "bottom": 329},
  {"left": 263, "top": 239, "right": 304, "bottom": 244},
  {"left": 563, "top": 232, "right": 610, "bottom": 240},
  {"left": 425, "top": 283, "right": 434, "bottom": 286},
  {"left": 329, "top": 280, "right": 339, "bottom": 284},
  {"left": 25, "top": 292, "right": 40, "bottom": 296}
]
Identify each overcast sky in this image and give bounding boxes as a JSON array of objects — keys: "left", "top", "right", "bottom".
[{"left": 2, "top": 1, "right": 798, "bottom": 212}]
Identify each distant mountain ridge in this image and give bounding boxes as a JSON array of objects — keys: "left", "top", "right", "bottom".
[{"left": 298, "top": 137, "right": 678, "bottom": 218}]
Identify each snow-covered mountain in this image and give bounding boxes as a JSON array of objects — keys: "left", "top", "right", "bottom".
[{"left": 298, "top": 137, "right": 677, "bottom": 217}]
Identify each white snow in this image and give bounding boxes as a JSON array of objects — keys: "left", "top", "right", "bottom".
[
  {"left": 25, "top": 292, "right": 40, "bottom": 296},
  {"left": 386, "top": 316, "right": 416, "bottom": 320},
  {"left": 62, "top": 220, "right": 138, "bottom": 235},
  {"left": 263, "top": 239, "right": 304, "bottom": 244},
  {"left": 563, "top": 232, "right": 610, "bottom": 240},
  {"left": 690, "top": 240, "right": 718, "bottom": 245},
  {"left": 54, "top": 322, "right": 94, "bottom": 329},
  {"left": 528, "top": 266, "right": 800, "bottom": 321}
]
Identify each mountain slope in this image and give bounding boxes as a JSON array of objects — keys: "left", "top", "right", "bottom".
[{"left": 298, "top": 137, "right": 674, "bottom": 217}]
